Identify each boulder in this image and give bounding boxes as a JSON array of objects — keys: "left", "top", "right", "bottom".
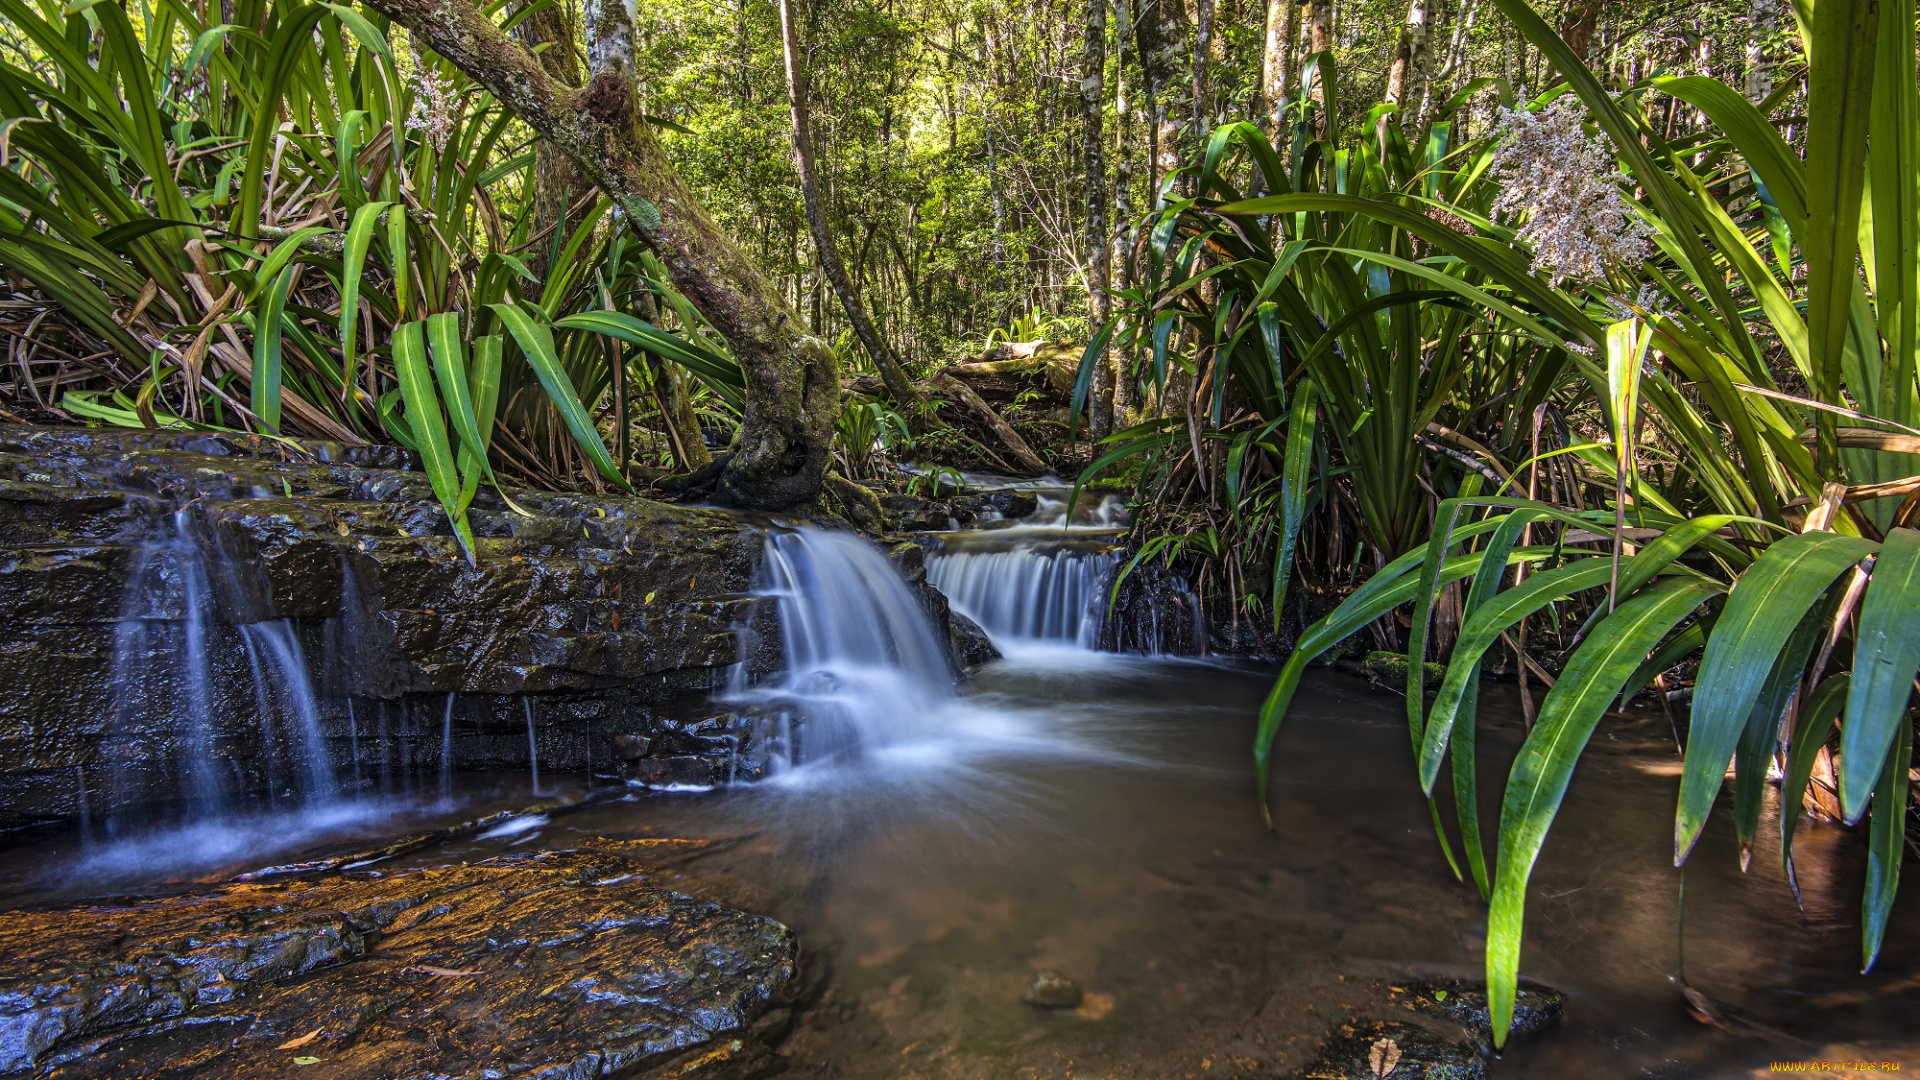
[{"left": 0, "top": 849, "right": 796, "bottom": 1079}]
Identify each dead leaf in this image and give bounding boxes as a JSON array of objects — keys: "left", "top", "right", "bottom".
[
  {"left": 276, "top": 1030, "right": 322, "bottom": 1050},
  {"left": 292, "top": 1057, "right": 323, "bottom": 1066},
  {"left": 1368, "top": 1036, "right": 1401, "bottom": 1078},
  {"left": 407, "top": 965, "right": 481, "bottom": 977}
]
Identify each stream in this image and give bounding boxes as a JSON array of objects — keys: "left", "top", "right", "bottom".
[{"left": 0, "top": 478, "right": 1915, "bottom": 1078}]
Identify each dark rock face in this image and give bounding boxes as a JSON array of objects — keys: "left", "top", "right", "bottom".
[
  {"left": 0, "top": 849, "right": 796, "bottom": 1079},
  {"left": 1099, "top": 556, "right": 1206, "bottom": 656},
  {"left": 0, "top": 425, "right": 767, "bottom": 828}
]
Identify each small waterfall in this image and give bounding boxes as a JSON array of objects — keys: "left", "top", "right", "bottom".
[
  {"left": 105, "top": 508, "right": 339, "bottom": 827},
  {"left": 525, "top": 698, "right": 547, "bottom": 797},
  {"left": 926, "top": 545, "right": 1119, "bottom": 648},
  {"left": 730, "top": 527, "right": 954, "bottom": 771},
  {"left": 439, "top": 692, "right": 456, "bottom": 801}
]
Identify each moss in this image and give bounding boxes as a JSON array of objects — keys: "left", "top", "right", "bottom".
[{"left": 1364, "top": 650, "right": 1447, "bottom": 692}]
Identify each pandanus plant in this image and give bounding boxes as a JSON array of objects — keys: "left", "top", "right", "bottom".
[
  {"left": 1253, "top": 0, "right": 1920, "bottom": 1048},
  {"left": 0, "top": 0, "right": 744, "bottom": 561}
]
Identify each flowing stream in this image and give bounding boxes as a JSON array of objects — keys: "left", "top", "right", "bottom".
[{"left": 5, "top": 512, "right": 1916, "bottom": 1077}]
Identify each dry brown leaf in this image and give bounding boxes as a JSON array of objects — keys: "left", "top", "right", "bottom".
[
  {"left": 1368, "top": 1036, "right": 1401, "bottom": 1078},
  {"left": 407, "top": 965, "right": 481, "bottom": 977},
  {"left": 275, "top": 1030, "right": 322, "bottom": 1050}
]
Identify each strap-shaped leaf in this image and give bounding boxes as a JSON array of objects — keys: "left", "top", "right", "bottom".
[
  {"left": 1734, "top": 598, "right": 1833, "bottom": 867},
  {"left": 1841, "top": 528, "right": 1920, "bottom": 822},
  {"left": 251, "top": 265, "right": 294, "bottom": 433},
  {"left": 337, "top": 201, "right": 392, "bottom": 392},
  {"left": 551, "top": 310, "right": 745, "bottom": 407},
  {"left": 1863, "top": 711, "right": 1911, "bottom": 972},
  {"left": 1487, "top": 577, "right": 1723, "bottom": 1047},
  {"left": 1268, "top": 378, "right": 1319, "bottom": 628},
  {"left": 423, "top": 313, "right": 527, "bottom": 515},
  {"left": 391, "top": 320, "right": 475, "bottom": 562},
  {"left": 1676, "top": 532, "right": 1876, "bottom": 863},
  {"left": 490, "top": 302, "right": 633, "bottom": 492}
]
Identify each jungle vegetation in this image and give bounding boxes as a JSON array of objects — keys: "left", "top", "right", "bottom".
[{"left": 1, "top": 0, "right": 1916, "bottom": 1051}]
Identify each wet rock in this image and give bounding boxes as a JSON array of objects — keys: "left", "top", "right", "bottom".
[
  {"left": 950, "top": 489, "right": 1038, "bottom": 521},
  {"left": 0, "top": 849, "right": 795, "bottom": 1079},
  {"left": 631, "top": 755, "right": 722, "bottom": 790},
  {"left": 1100, "top": 554, "right": 1205, "bottom": 656},
  {"left": 879, "top": 494, "right": 953, "bottom": 532},
  {"left": 1364, "top": 651, "right": 1447, "bottom": 693},
  {"left": 1403, "top": 978, "right": 1565, "bottom": 1047},
  {"left": 949, "top": 609, "right": 1001, "bottom": 670},
  {"left": 1292, "top": 1020, "right": 1485, "bottom": 1080},
  {"left": 1021, "top": 970, "right": 1083, "bottom": 1009},
  {"left": 613, "top": 732, "right": 655, "bottom": 761}
]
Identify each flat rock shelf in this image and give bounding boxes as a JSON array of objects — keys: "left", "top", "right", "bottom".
[{"left": 0, "top": 849, "right": 797, "bottom": 1079}]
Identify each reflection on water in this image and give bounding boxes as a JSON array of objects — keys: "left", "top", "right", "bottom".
[
  {"left": 430, "top": 657, "right": 1920, "bottom": 1078},
  {"left": 3, "top": 655, "right": 1915, "bottom": 1079}
]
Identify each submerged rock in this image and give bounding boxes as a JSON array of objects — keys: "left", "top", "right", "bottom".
[
  {"left": 1402, "top": 977, "right": 1566, "bottom": 1047},
  {"left": 0, "top": 849, "right": 795, "bottom": 1079},
  {"left": 1363, "top": 651, "right": 1447, "bottom": 693},
  {"left": 1293, "top": 1020, "right": 1485, "bottom": 1080},
  {"left": 1021, "top": 970, "right": 1083, "bottom": 1009}
]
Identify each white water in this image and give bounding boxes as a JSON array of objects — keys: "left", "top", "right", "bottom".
[
  {"left": 105, "top": 509, "right": 339, "bottom": 828},
  {"left": 525, "top": 698, "right": 548, "bottom": 797},
  {"left": 926, "top": 545, "right": 1118, "bottom": 649},
  {"left": 730, "top": 528, "right": 956, "bottom": 774}
]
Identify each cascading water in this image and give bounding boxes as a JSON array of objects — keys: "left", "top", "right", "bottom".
[
  {"left": 925, "top": 488, "right": 1129, "bottom": 651},
  {"left": 729, "top": 526, "right": 955, "bottom": 773},
  {"left": 926, "top": 545, "right": 1118, "bottom": 647},
  {"left": 103, "top": 507, "right": 339, "bottom": 830}
]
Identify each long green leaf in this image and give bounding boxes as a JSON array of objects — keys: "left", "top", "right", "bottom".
[
  {"left": 490, "top": 302, "right": 633, "bottom": 492},
  {"left": 1487, "top": 577, "right": 1723, "bottom": 1047},
  {"left": 1841, "top": 527, "right": 1920, "bottom": 822},
  {"left": 1676, "top": 531, "right": 1877, "bottom": 863},
  {"left": 392, "top": 320, "right": 475, "bottom": 562},
  {"left": 1863, "top": 710, "right": 1911, "bottom": 972},
  {"left": 251, "top": 265, "right": 294, "bottom": 433}
]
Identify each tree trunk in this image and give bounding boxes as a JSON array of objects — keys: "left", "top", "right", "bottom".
[
  {"left": 1082, "top": 0, "right": 1115, "bottom": 440},
  {"left": 363, "top": 0, "right": 838, "bottom": 510},
  {"left": 1260, "top": 0, "right": 1298, "bottom": 130},
  {"left": 1133, "top": 0, "right": 1192, "bottom": 202},
  {"left": 1110, "top": 0, "right": 1137, "bottom": 426},
  {"left": 1307, "top": 0, "right": 1330, "bottom": 53},
  {"left": 512, "top": 0, "right": 590, "bottom": 288},
  {"left": 1557, "top": 1, "right": 1598, "bottom": 67},
  {"left": 1191, "top": 0, "right": 1213, "bottom": 145},
  {"left": 1386, "top": 0, "right": 1430, "bottom": 132},
  {"left": 1744, "top": 0, "right": 1778, "bottom": 104},
  {"left": 776, "top": 0, "right": 919, "bottom": 407}
]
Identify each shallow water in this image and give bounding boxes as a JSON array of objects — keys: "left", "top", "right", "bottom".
[
  {"left": 436, "top": 655, "right": 1917, "bottom": 1078},
  {"left": 4, "top": 654, "right": 1915, "bottom": 1078}
]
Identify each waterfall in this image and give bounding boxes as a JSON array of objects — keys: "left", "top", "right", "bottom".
[
  {"left": 105, "top": 509, "right": 340, "bottom": 827},
  {"left": 730, "top": 526, "right": 954, "bottom": 772},
  {"left": 439, "top": 692, "right": 455, "bottom": 801},
  {"left": 926, "top": 544, "right": 1118, "bottom": 649},
  {"left": 525, "top": 698, "right": 547, "bottom": 797}
]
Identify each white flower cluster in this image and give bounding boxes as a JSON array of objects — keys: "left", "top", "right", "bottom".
[
  {"left": 406, "top": 66, "right": 461, "bottom": 153},
  {"left": 1489, "top": 99, "right": 1654, "bottom": 285}
]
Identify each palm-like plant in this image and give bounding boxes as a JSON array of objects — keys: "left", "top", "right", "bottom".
[{"left": 1252, "top": 0, "right": 1920, "bottom": 1049}]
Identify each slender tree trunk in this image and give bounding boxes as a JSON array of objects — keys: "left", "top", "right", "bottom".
[
  {"left": 1191, "top": 0, "right": 1213, "bottom": 145},
  {"left": 1744, "top": 0, "right": 1778, "bottom": 104},
  {"left": 364, "top": 0, "right": 838, "bottom": 510},
  {"left": 1557, "top": 1, "right": 1598, "bottom": 67},
  {"left": 1083, "top": 0, "right": 1114, "bottom": 440},
  {"left": 1386, "top": 0, "right": 1430, "bottom": 133},
  {"left": 777, "top": 0, "right": 918, "bottom": 406},
  {"left": 1261, "top": 0, "right": 1298, "bottom": 130},
  {"left": 1110, "top": 0, "right": 1137, "bottom": 425},
  {"left": 1307, "top": 0, "right": 1330, "bottom": 53},
  {"left": 1133, "top": 0, "right": 1192, "bottom": 203}
]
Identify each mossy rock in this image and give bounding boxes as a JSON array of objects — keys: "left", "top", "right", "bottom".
[
  {"left": 1364, "top": 651, "right": 1447, "bottom": 692},
  {"left": 1401, "top": 977, "right": 1566, "bottom": 1047}
]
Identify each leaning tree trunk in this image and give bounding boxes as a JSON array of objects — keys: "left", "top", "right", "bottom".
[
  {"left": 361, "top": 0, "right": 837, "bottom": 510},
  {"left": 1744, "top": 0, "right": 1778, "bottom": 103},
  {"left": 776, "top": 0, "right": 920, "bottom": 407}
]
